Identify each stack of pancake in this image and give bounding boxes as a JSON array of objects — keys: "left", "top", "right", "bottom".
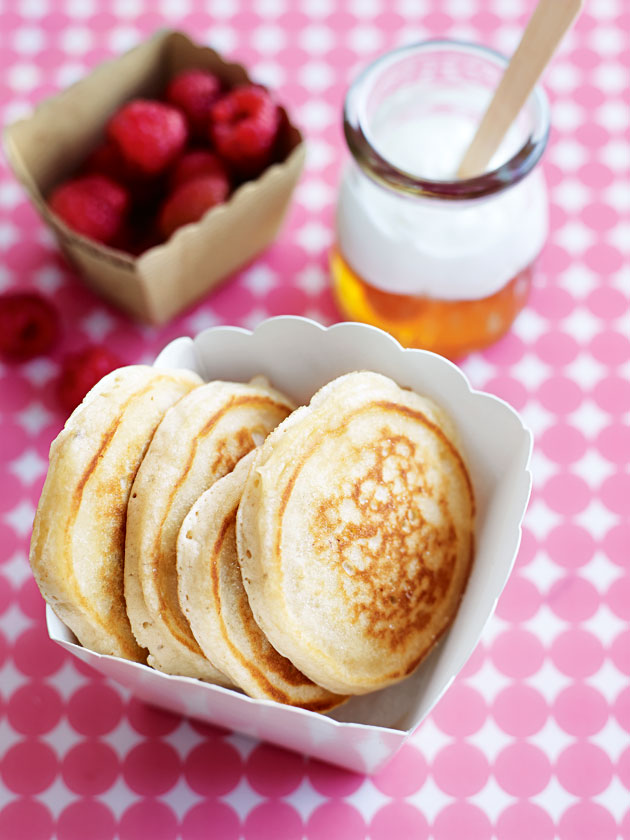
[{"left": 30, "top": 366, "right": 474, "bottom": 712}]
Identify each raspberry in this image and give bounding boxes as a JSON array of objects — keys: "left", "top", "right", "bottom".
[
  {"left": 0, "top": 292, "right": 60, "bottom": 362},
  {"left": 82, "top": 140, "right": 127, "bottom": 182},
  {"left": 169, "top": 150, "right": 230, "bottom": 190},
  {"left": 57, "top": 346, "right": 121, "bottom": 414},
  {"left": 159, "top": 175, "right": 230, "bottom": 239},
  {"left": 165, "top": 69, "right": 222, "bottom": 138},
  {"left": 49, "top": 174, "right": 129, "bottom": 245},
  {"left": 107, "top": 99, "right": 188, "bottom": 177},
  {"left": 209, "top": 85, "right": 280, "bottom": 178}
]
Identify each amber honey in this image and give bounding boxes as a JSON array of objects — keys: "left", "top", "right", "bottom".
[
  {"left": 331, "top": 246, "right": 533, "bottom": 359},
  {"left": 335, "top": 41, "right": 549, "bottom": 359}
]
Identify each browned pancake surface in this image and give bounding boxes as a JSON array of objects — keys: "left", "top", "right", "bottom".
[{"left": 237, "top": 372, "right": 475, "bottom": 694}]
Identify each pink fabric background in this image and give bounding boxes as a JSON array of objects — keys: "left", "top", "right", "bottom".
[{"left": 0, "top": 1, "right": 628, "bottom": 838}]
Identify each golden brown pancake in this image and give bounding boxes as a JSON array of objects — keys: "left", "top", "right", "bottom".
[
  {"left": 29, "top": 365, "right": 202, "bottom": 661},
  {"left": 124, "top": 379, "right": 294, "bottom": 682},
  {"left": 177, "top": 451, "right": 347, "bottom": 711},
  {"left": 237, "top": 371, "right": 475, "bottom": 695}
]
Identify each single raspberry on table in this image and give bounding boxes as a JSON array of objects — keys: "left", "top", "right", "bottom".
[
  {"left": 165, "top": 69, "right": 222, "bottom": 138},
  {"left": 159, "top": 174, "right": 230, "bottom": 239},
  {"left": 57, "top": 346, "right": 121, "bottom": 414},
  {"left": 209, "top": 84, "right": 280, "bottom": 179},
  {"left": 169, "top": 150, "right": 230, "bottom": 191},
  {"left": 107, "top": 99, "right": 188, "bottom": 177},
  {"left": 0, "top": 292, "right": 60, "bottom": 362},
  {"left": 49, "top": 174, "right": 130, "bottom": 245}
]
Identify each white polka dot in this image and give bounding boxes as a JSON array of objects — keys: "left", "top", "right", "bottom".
[
  {"left": 395, "top": 0, "right": 430, "bottom": 15},
  {"left": 395, "top": 25, "right": 431, "bottom": 45},
  {"left": 60, "top": 27, "right": 94, "bottom": 55},
  {"left": 254, "top": 0, "right": 286, "bottom": 15},
  {"left": 251, "top": 25, "right": 286, "bottom": 54},
  {"left": 299, "top": 25, "right": 336, "bottom": 54},
  {"left": 297, "top": 99, "right": 336, "bottom": 131},
  {"left": 445, "top": 0, "right": 476, "bottom": 17},
  {"left": 0, "top": 265, "right": 11, "bottom": 292},
  {"left": 592, "top": 63, "right": 628, "bottom": 94},
  {"left": 445, "top": 23, "right": 478, "bottom": 42},
  {"left": 302, "top": 308, "right": 331, "bottom": 325},
  {"left": 349, "top": 0, "right": 381, "bottom": 17},
  {"left": 557, "top": 264, "right": 599, "bottom": 297},
  {"left": 7, "top": 64, "right": 41, "bottom": 91},
  {"left": 12, "top": 27, "right": 45, "bottom": 54},
  {"left": 295, "top": 220, "right": 332, "bottom": 254},
  {"left": 511, "top": 307, "right": 549, "bottom": 343},
  {"left": 295, "top": 265, "right": 328, "bottom": 295},
  {"left": 33, "top": 265, "right": 65, "bottom": 293},
  {"left": 561, "top": 308, "right": 607, "bottom": 344},
  {"left": 558, "top": 26, "right": 579, "bottom": 54},
  {"left": 565, "top": 361, "right": 609, "bottom": 396},
  {"left": 207, "top": 0, "right": 238, "bottom": 17},
  {"left": 296, "top": 179, "right": 335, "bottom": 211},
  {"left": 589, "top": 25, "right": 626, "bottom": 55},
  {"left": 2, "top": 102, "right": 32, "bottom": 123},
  {"left": 547, "top": 139, "right": 587, "bottom": 170},
  {"left": 298, "top": 61, "right": 335, "bottom": 92},
  {"left": 598, "top": 139, "right": 630, "bottom": 171},
  {"left": 205, "top": 26, "right": 238, "bottom": 54},
  {"left": 603, "top": 182, "right": 630, "bottom": 213},
  {"left": 347, "top": 25, "right": 383, "bottom": 53},
  {"left": 108, "top": 27, "right": 142, "bottom": 53},
  {"left": 159, "top": 0, "right": 192, "bottom": 16},
  {"left": 299, "top": 0, "right": 335, "bottom": 17},
  {"left": 55, "top": 63, "right": 87, "bottom": 88},
  {"left": 0, "top": 182, "right": 25, "bottom": 209},
  {"left": 242, "top": 265, "right": 277, "bottom": 296},
  {"left": 241, "top": 307, "right": 270, "bottom": 331},
  {"left": 607, "top": 222, "right": 630, "bottom": 254},
  {"left": 554, "top": 221, "right": 596, "bottom": 255},
  {"left": 493, "top": 24, "right": 525, "bottom": 54},
  {"left": 546, "top": 62, "right": 581, "bottom": 92},
  {"left": 551, "top": 100, "right": 585, "bottom": 132},
  {"left": 305, "top": 139, "right": 336, "bottom": 170},
  {"left": 112, "top": 0, "right": 143, "bottom": 16},
  {"left": 0, "top": 222, "right": 19, "bottom": 248},
  {"left": 491, "top": 0, "right": 526, "bottom": 17},
  {"left": 19, "top": 0, "right": 48, "bottom": 18},
  {"left": 81, "top": 310, "right": 116, "bottom": 342},
  {"left": 511, "top": 354, "right": 553, "bottom": 393},
  {"left": 551, "top": 179, "right": 591, "bottom": 213},
  {"left": 186, "top": 309, "right": 220, "bottom": 334},
  {"left": 587, "top": 0, "right": 621, "bottom": 17},
  {"left": 64, "top": 0, "right": 96, "bottom": 17},
  {"left": 250, "top": 61, "right": 285, "bottom": 88},
  {"left": 595, "top": 100, "right": 628, "bottom": 133}
]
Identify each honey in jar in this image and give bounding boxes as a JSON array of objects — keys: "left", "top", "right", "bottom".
[{"left": 332, "top": 40, "right": 550, "bottom": 359}]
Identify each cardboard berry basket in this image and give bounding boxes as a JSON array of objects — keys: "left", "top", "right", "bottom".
[{"left": 4, "top": 30, "right": 305, "bottom": 325}]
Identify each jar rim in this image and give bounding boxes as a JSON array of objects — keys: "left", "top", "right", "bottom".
[{"left": 343, "top": 39, "right": 550, "bottom": 201}]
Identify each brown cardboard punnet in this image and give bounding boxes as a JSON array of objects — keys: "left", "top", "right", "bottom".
[{"left": 4, "top": 30, "right": 305, "bottom": 325}]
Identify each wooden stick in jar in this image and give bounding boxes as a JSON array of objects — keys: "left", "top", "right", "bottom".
[{"left": 457, "top": 0, "right": 583, "bottom": 180}]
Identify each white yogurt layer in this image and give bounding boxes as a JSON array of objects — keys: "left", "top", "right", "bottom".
[{"left": 337, "top": 88, "right": 548, "bottom": 301}]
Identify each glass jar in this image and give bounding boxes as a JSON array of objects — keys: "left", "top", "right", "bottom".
[{"left": 331, "top": 40, "right": 550, "bottom": 359}]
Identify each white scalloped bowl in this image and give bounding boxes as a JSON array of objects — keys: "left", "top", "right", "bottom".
[{"left": 46, "top": 317, "right": 532, "bottom": 773}]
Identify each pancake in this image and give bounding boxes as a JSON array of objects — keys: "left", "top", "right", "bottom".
[
  {"left": 237, "top": 371, "right": 475, "bottom": 695},
  {"left": 29, "top": 365, "right": 202, "bottom": 661},
  {"left": 177, "top": 451, "right": 347, "bottom": 711},
  {"left": 125, "top": 379, "right": 294, "bottom": 682}
]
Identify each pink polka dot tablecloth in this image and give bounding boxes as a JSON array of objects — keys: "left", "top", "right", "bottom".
[{"left": 0, "top": 1, "right": 629, "bottom": 838}]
